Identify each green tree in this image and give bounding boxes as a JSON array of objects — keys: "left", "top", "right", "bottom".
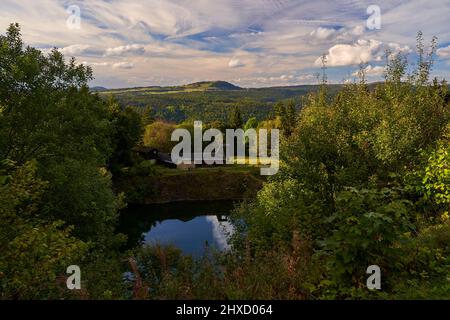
[
  {"left": 229, "top": 106, "right": 243, "bottom": 129},
  {"left": 108, "top": 99, "right": 143, "bottom": 173},
  {"left": 244, "top": 117, "right": 258, "bottom": 131},
  {"left": 0, "top": 160, "right": 88, "bottom": 299},
  {"left": 143, "top": 121, "right": 177, "bottom": 153},
  {"left": 0, "top": 23, "right": 120, "bottom": 242}
]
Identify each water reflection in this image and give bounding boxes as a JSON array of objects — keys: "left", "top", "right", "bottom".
[{"left": 118, "top": 200, "right": 235, "bottom": 256}]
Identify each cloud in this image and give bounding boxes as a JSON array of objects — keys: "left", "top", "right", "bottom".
[
  {"left": 316, "top": 40, "right": 383, "bottom": 67},
  {"left": 59, "top": 44, "right": 92, "bottom": 56},
  {"left": 437, "top": 45, "right": 450, "bottom": 58},
  {"left": 112, "top": 61, "right": 135, "bottom": 69},
  {"left": 316, "top": 40, "right": 411, "bottom": 67},
  {"left": 205, "top": 216, "right": 233, "bottom": 251},
  {"left": 233, "top": 73, "right": 316, "bottom": 87},
  {"left": 105, "top": 44, "right": 145, "bottom": 56},
  {"left": 1, "top": 0, "right": 448, "bottom": 88},
  {"left": 386, "top": 42, "right": 412, "bottom": 56},
  {"left": 310, "top": 27, "right": 336, "bottom": 40},
  {"left": 352, "top": 65, "right": 385, "bottom": 77},
  {"left": 310, "top": 25, "right": 364, "bottom": 41},
  {"left": 228, "top": 57, "right": 245, "bottom": 68},
  {"left": 83, "top": 61, "right": 109, "bottom": 67},
  {"left": 342, "top": 25, "right": 365, "bottom": 38}
]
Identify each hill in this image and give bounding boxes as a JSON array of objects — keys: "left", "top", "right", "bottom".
[
  {"left": 95, "top": 81, "right": 346, "bottom": 123},
  {"left": 90, "top": 86, "right": 108, "bottom": 91},
  {"left": 99, "top": 81, "right": 242, "bottom": 95},
  {"left": 184, "top": 81, "right": 242, "bottom": 91}
]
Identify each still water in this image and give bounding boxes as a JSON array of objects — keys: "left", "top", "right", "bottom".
[{"left": 118, "top": 200, "right": 236, "bottom": 256}]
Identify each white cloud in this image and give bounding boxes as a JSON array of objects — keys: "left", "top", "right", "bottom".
[
  {"left": 437, "top": 45, "right": 450, "bottom": 58},
  {"left": 233, "top": 73, "right": 316, "bottom": 87},
  {"left": 112, "top": 61, "right": 135, "bottom": 69},
  {"left": 105, "top": 44, "right": 145, "bottom": 57},
  {"left": 228, "top": 57, "right": 245, "bottom": 68},
  {"left": 317, "top": 40, "right": 411, "bottom": 67},
  {"left": 310, "top": 25, "right": 364, "bottom": 41},
  {"left": 344, "top": 25, "right": 365, "bottom": 37},
  {"left": 386, "top": 42, "right": 412, "bottom": 55},
  {"left": 83, "top": 61, "right": 109, "bottom": 67},
  {"left": 316, "top": 40, "right": 383, "bottom": 67},
  {"left": 59, "top": 44, "right": 92, "bottom": 56},
  {"left": 352, "top": 65, "right": 385, "bottom": 77},
  {"left": 205, "top": 216, "right": 234, "bottom": 251},
  {"left": 1, "top": 0, "right": 448, "bottom": 88},
  {"left": 310, "top": 27, "right": 336, "bottom": 40}
]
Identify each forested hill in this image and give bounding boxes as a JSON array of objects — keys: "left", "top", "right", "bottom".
[
  {"left": 94, "top": 81, "right": 346, "bottom": 123},
  {"left": 95, "top": 80, "right": 345, "bottom": 101},
  {"left": 95, "top": 81, "right": 449, "bottom": 124}
]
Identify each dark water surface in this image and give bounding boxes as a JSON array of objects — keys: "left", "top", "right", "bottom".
[{"left": 118, "top": 200, "right": 236, "bottom": 256}]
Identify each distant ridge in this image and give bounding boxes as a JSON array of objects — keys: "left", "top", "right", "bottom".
[
  {"left": 187, "top": 81, "right": 242, "bottom": 91},
  {"left": 96, "top": 81, "right": 242, "bottom": 94},
  {"left": 90, "top": 86, "right": 108, "bottom": 92},
  {"left": 94, "top": 81, "right": 346, "bottom": 99}
]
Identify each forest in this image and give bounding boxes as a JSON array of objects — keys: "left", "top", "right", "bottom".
[
  {"left": 1, "top": 23, "right": 450, "bottom": 300},
  {"left": 96, "top": 80, "right": 347, "bottom": 124}
]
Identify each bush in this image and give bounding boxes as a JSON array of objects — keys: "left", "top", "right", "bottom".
[
  {"left": 0, "top": 161, "right": 88, "bottom": 299},
  {"left": 321, "top": 187, "right": 413, "bottom": 293}
]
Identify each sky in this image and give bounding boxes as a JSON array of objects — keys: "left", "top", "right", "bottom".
[{"left": 1, "top": 0, "right": 450, "bottom": 88}]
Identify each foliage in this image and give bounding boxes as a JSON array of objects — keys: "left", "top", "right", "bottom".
[
  {"left": 2, "top": 24, "right": 450, "bottom": 300},
  {"left": 108, "top": 99, "right": 143, "bottom": 173},
  {"left": 0, "top": 23, "right": 126, "bottom": 299},
  {"left": 420, "top": 129, "right": 450, "bottom": 212},
  {"left": 143, "top": 121, "right": 177, "bottom": 153},
  {"left": 0, "top": 23, "right": 121, "bottom": 242},
  {"left": 41, "top": 159, "right": 120, "bottom": 242},
  {"left": 275, "top": 100, "right": 297, "bottom": 136},
  {"left": 231, "top": 33, "right": 450, "bottom": 299},
  {"left": 321, "top": 187, "right": 413, "bottom": 292},
  {"left": 0, "top": 160, "right": 88, "bottom": 299},
  {"left": 228, "top": 106, "right": 243, "bottom": 128}
]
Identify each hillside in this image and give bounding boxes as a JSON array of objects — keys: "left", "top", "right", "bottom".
[
  {"left": 95, "top": 81, "right": 345, "bottom": 123},
  {"left": 98, "top": 81, "right": 242, "bottom": 95},
  {"left": 184, "top": 81, "right": 242, "bottom": 91},
  {"left": 90, "top": 86, "right": 108, "bottom": 92}
]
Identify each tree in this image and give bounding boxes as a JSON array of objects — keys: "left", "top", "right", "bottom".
[
  {"left": 0, "top": 160, "right": 88, "bottom": 299},
  {"left": 0, "top": 23, "right": 129, "bottom": 299},
  {"left": 0, "top": 23, "right": 120, "bottom": 242},
  {"left": 274, "top": 100, "right": 297, "bottom": 137},
  {"left": 244, "top": 117, "right": 258, "bottom": 131},
  {"left": 108, "top": 99, "right": 143, "bottom": 173},
  {"left": 143, "top": 121, "right": 177, "bottom": 153},
  {"left": 284, "top": 100, "right": 297, "bottom": 136},
  {"left": 229, "top": 106, "right": 243, "bottom": 129}
]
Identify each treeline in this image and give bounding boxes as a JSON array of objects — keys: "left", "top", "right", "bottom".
[
  {"left": 139, "top": 101, "right": 297, "bottom": 154},
  {"left": 117, "top": 94, "right": 275, "bottom": 124},
  {"left": 98, "top": 83, "right": 347, "bottom": 124}
]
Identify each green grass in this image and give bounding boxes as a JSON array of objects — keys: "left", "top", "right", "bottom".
[{"left": 153, "top": 164, "right": 262, "bottom": 177}]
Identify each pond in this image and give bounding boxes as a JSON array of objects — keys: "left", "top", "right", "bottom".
[{"left": 118, "top": 200, "right": 236, "bottom": 256}]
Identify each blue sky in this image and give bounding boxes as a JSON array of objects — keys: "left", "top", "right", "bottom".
[{"left": 1, "top": 0, "right": 450, "bottom": 88}]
